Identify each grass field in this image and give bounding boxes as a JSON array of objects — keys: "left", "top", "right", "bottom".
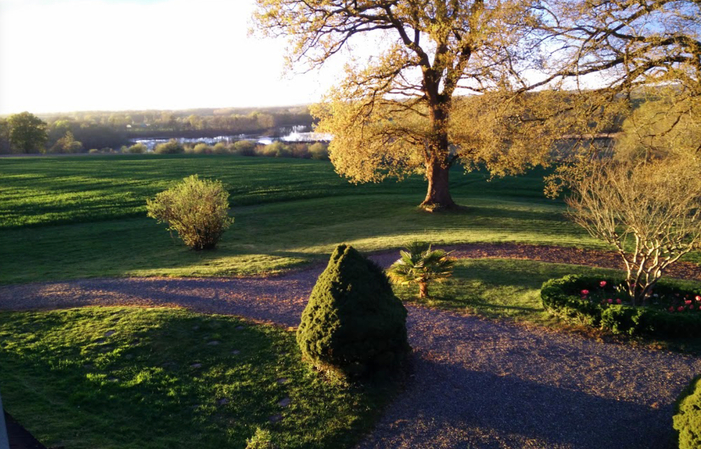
[
  {"left": 0, "top": 307, "right": 394, "bottom": 449},
  {"left": 0, "top": 154, "right": 605, "bottom": 284},
  {"left": 3, "top": 154, "right": 701, "bottom": 448}
]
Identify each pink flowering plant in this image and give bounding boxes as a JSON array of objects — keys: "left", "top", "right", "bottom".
[
  {"left": 577, "top": 278, "right": 701, "bottom": 313},
  {"left": 542, "top": 274, "right": 701, "bottom": 337}
]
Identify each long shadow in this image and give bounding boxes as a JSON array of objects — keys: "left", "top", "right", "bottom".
[
  {"left": 446, "top": 261, "right": 616, "bottom": 289},
  {"left": 362, "top": 352, "right": 679, "bottom": 449},
  {"left": 0, "top": 277, "right": 311, "bottom": 327}
]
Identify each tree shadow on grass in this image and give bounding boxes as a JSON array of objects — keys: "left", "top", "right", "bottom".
[
  {"left": 0, "top": 309, "right": 380, "bottom": 449},
  {"left": 361, "top": 352, "right": 678, "bottom": 449}
]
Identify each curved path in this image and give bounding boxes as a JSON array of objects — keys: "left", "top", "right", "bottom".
[{"left": 1, "top": 243, "right": 700, "bottom": 448}]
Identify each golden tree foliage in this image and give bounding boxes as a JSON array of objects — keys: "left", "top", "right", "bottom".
[
  {"left": 255, "top": 0, "right": 569, "bottom": 209},
  {"left": 255, "top": 0, "right": 700, "bottom": 209},
  {"left": 615, "top": 92, "right": 701, "bottom": 162}
]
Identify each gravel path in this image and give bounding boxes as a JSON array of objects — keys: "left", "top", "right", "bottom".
[{"left": 1, "top": 243, "right": 700, "bottom": 449}]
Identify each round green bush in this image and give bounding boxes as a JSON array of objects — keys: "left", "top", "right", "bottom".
[
  {"left": 297, "top": 244, "right": 411, "bottom": 378},
  {"left": 674, "top": 375, "right": 701, "bottom": 449},
  {"left": 154, "top": 139, "right": 184, "bottom": 154},
  {"left": 541, "top": 275, "right": 701, "bottom": 338},
  {"left": 146, "top": 175, "right": 233, "bottom": 250}
]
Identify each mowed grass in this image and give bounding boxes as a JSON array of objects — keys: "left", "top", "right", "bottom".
[
  {"left": 393, "top": 258, "right": 701, "bottom": 352},
  {"left": 1, "top": 154, "right": 608, "bottom": 284},
  {"left": 0, "top": 307, "right": 395, "bottom": 449},
  {"left": 394, "top": 259, "right": 622, "bottom": 325}
]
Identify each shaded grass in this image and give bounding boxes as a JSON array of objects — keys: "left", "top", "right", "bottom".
[{"left": 0, "top": 307, "right": 395, "bottom": 449}]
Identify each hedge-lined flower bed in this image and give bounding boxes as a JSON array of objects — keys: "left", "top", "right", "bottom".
[
  {"left": 674, "top": 375, "right": 701, "bottom": 449},
  {"left": 541, "top": 275, "right": 701, "bottom": 337}
]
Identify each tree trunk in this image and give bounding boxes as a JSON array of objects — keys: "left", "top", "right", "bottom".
[
  {"left": 420, "top": 157, "right": 457, "bottom": 211},
  {"left": 419, "top": 282, "right": 429, "bottom": 298}
]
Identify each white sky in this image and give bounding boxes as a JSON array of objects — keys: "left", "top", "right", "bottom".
[{"left": 0, "top": 0, "right": 344, "bottom": 114}]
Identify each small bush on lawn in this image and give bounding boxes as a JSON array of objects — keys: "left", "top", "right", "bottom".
[
  {"left": 297, "top": 244, "right": 411, "bottom": 379},
  {"left": 233, "top": 140, "right": 256, "bottom": 156},
  {"left": 259, "top": 141, "right": 292, "bottom": 158},
  {"left": 246, "top": 428, "right": 277, "bottom": 449},
  {"left": 212, "top": 142, "right": 231, "bottom": 154},
  {"left": 673, "top": 375, "right": 701, "bottom": 449},
  {"left": 541, "top": 275, "right": 701, "bottom": 337},
  {"left": 125, "top": 143, "right": 147, "bottom": 154},
  {"left": 191, "top": 143, "right": 212, "bottom": 154},
  {"left": 308, "top": 142, "right": 329, "bottom": 160},
  {"left": 146, "top": 174, "right": 233, "bottom": 250},
  {"left": 154, "top": 139, "right": 185, "bottom": 154}
]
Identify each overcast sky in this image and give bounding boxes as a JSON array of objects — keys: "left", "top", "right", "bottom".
[{"left": 0, "top": 0, "right": 344, "bottom": 114}]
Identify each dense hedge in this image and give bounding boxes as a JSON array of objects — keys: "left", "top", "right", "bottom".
[
  {"left": 297, "top": 244, "right": 411, "bottom": 379},
  {"left": 541, "top": 275, "right": 701, "bottom": 338},
  {"left": 674, "top": 375, "right": 701, "bottom": 449}
]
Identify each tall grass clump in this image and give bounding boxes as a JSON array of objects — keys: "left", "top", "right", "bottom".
[{"left": 146, "top": 175, "right": 233, "bottom": 250}]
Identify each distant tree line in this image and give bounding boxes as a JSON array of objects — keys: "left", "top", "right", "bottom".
[
  {"left": 0, "top": 106, "right": 313, "bottom": 154},
  {"left": 129, "top": 139, "right": 329, "bottom": 160}
]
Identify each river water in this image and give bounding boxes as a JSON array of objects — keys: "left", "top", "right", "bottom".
[{"left": 130, "top": 126, "right": 332, "bottom": 150}]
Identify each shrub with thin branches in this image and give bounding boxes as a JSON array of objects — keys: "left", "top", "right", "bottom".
[
  {"left": 566, "top": 158, "right": 701, "bottom": 305},
  {"left": 146, "top": 175, "right": 233, "bottom": 250}
]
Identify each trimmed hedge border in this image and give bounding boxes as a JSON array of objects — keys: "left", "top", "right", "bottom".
[
  {"left": 541, "top": 275, "right": 701, "bottom": 338},
  {"left": 673, "top": 374, "right": 701, "bottom": 449}
]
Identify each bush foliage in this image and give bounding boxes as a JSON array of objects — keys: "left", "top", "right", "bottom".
[
  {"left": 146, "top": 175, "right": 233, "bottom": 250},
  {"left": 674, "top": 375, "right": 701, "bottom": 449},
  {"left": 541, "top": 275, "right": 701, "bottom": 337},
  {"left": 154, "top": 139, "right": 185, "bottom": 154},
  {"left": 387, "top": 241, "right": 454, "bottom": 298},
  {"left": 297, "top": 244, "right": 411, "bottom": 378}
]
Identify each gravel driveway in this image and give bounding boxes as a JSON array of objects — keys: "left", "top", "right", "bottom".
[{"left": 1, "top": 244, "right": 699, "bottom": 449}]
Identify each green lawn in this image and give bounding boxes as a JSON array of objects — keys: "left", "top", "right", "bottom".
[
  {"left": 3, "top": 154, "right": 701, "bottom": 448},
  {"left": 0, "top": 307, "right": 394, "bottom": 449},
  {"left": 393, "top": 258, "right": 622, "bottom": 325},
  {"left": 393, "top": 258, "right": 701, "bottom": 352},
  {"left": 0, "top": 154, "right": 605, "bottom": 284}
]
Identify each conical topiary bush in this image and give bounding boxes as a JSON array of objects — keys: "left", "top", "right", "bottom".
[{"left": 297, "top": 244, "right": 411, "bottom": 378}]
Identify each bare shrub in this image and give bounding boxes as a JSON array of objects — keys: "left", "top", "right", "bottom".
[{"left": 566, "top": 158, "right": 701, "bottom": 305}]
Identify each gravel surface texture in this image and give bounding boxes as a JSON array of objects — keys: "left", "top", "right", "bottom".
[{"left": 1, "top": 243, "right": 700, "bottom": 449}]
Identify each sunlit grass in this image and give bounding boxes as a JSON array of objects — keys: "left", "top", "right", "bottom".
[
  {"left": 1, "top": 154, "right": 612, "bottom": 284},
  {"left": 393, "top": 259, "right": 621, "bottom": 325},
  {"left": 0, "top": 192, "right": 604, "bottom": 284},
  {"left": 392, "top": 258, "right": 701, "bottom": 353},
  {"left": 0, "top": 307, "right": 395, "bottom": 449}
]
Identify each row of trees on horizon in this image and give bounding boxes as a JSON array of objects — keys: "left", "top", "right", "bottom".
[{"left": 0, "top": 107, "right": 314, "bottom": 154}]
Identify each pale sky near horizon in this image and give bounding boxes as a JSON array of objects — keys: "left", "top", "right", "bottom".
[{"left": 0, "top": 0, "right": 345, "bottom": 114}]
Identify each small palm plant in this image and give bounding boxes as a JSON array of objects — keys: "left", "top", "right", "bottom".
[{"left": 387, "top": 242, "right": 455, "bottom": 298}]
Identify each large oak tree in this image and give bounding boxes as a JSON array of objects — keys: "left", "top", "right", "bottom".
[{"left": 253, "top": 0, "right": 561, "bottom": 210}]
